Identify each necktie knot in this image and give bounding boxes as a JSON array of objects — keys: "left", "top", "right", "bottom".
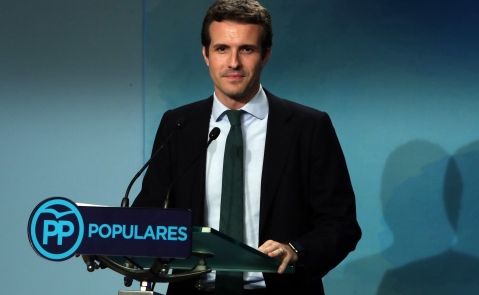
[{"left": 225, "top": 110, "right": 242, "bottom": 126}]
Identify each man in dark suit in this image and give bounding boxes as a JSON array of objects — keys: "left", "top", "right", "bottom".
[{"left": 133, "top": 0, "right": 361, "bottom": 294}]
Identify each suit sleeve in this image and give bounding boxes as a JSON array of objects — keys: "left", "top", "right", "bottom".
[{"left": 298, "top": 112, "right": 361, "bottom": 277}]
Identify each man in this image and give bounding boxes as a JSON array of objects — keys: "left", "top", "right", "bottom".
[{"left": 133, "top": 0, "right": 361, "bottom": 294}]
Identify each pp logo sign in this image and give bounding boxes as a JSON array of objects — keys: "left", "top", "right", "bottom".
[{"left": 28, "top": 197, "right": 84, "bottom": 261}]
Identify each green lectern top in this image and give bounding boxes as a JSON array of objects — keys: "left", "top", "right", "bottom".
[
  {"left": 170, "top": 227, "right": 294, "bottom": 273},
  {"left": 97, "top": 226, "right": 294, "bottom": 283}
]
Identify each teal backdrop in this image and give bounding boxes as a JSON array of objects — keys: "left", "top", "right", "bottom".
[
  {"left": 0, "top": 0, "right": 144, "bottom": 294},
  {"left": 144, "top": 0, "right": 479, "bottom": 294},
  {"left": 1, "top": 0, "right": 478, "bottom": 294}
]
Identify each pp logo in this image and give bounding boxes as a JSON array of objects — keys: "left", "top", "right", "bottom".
[{"left": 28, "top": 197, "right": 84, "bottom": 261}]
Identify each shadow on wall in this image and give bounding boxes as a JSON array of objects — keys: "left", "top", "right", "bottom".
[{"left": 336, "top": 140, "right": 479, "bottom": 294}]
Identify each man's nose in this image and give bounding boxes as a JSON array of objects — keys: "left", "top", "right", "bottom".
[{"left": 228, "top": 51, "right": 241, "bottom": 69}]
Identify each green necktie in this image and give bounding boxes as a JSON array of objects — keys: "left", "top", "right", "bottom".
[
  {"left": 219, "top": 109, "right": 244, "bottom": 241},
  {"left": 216, "top": 110, "right": 244, "bottom": 294}
]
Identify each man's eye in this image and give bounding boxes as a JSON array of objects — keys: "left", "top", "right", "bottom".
[
  {"left": 216, "top": 47, "right": 227, "bottom": 53},
  {"left": 240, "top": 47, "right": 255, "bottom": 54}
]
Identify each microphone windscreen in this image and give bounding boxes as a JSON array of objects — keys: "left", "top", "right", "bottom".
[{"left": 209, "top": 127, "right": 221, "bottom": 141}]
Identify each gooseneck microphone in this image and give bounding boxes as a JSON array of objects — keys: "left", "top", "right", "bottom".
[
  {"left": 207, "top": 127, "right": 221, "bottom": 146},
  {"left": 120, "top": 119, "right": 184, "bottom": 208},
  {"left": 163, "top": 127, "right": 221, "bottom": 209}
]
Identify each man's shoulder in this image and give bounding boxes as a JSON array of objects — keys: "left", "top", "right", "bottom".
[
  {"left": 265, "top": 90, "right": 329, "bottom": 121},
  {"left": 168, "top": 96, "right": 213, "bottom": 114},
  {"left": 158, "top": 97, "right": 213, "bottom": 130}
]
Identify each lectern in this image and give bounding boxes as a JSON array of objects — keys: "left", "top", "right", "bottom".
[
  {"left": 27, "top": 197, "right": 294, "bottom": 295},
  {"left": 93, "top": 226, "right": 294, "bottom": 294}
]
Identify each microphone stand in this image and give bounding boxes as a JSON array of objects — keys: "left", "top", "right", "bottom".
[
  {"left": 121, "top": 120, "right": 184, "bottom": 208},
  {"left": 87, "top": 125, "right": 221, "bottom": 294}
]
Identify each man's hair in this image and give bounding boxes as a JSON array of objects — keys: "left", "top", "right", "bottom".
[{"left": 201, "top": 0, "right": 272, "bottom": 54}]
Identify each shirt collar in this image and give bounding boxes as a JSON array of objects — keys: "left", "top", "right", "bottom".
[{"left": 212, "top": 86, "right": 269, "bottom": 122}]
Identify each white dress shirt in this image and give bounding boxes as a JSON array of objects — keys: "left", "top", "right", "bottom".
[{"left": 205, "top": 86, "right": 269, "bottom": 288}]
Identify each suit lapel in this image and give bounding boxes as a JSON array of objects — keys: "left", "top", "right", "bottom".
[{"left": 259, "top": 92, "right": 296, "bottom": 238}]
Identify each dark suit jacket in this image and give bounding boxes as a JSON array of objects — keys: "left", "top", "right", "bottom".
[{"left": 133, "top": 91, "right": 361, "bottom": 294}]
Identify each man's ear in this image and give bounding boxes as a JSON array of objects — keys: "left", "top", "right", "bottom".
[{"left": 202, "top": 46, "right": 209, "bottom": 66}]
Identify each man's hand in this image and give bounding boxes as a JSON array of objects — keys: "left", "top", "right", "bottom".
[{"left": 258, "top": 240, "right": 298, "bottom": 274}]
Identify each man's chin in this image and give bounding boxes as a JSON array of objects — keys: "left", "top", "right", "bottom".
[
  {"left": 222, "top": 90, "right": 247, "bottom": 101},
  {"left": 222, "top": 87, "right": 258, "bottom": 102},
  {"left": 216, "top": 83, "right": 258, "bottom": 103}
]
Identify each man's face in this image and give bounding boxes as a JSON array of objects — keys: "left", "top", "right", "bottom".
[{"left": 202, "top": 21, "right": 271, "bottom": 108}]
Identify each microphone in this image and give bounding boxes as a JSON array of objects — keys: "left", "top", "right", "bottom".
[
  {"left": 163, "top": 127, "right": 220, "bottom": 209},
  {"left": 121, "top": 119, "right": 184, "bottom": 208},
  {"left": 207, "top": 127, "right": 221, "bottom": 146}
]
